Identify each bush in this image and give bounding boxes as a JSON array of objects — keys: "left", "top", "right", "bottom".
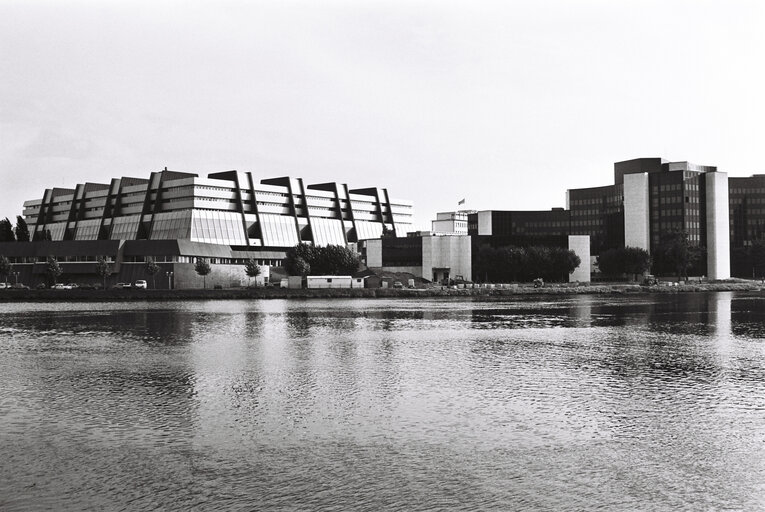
[
  {"left": 284, "top": 244, "right": 359, "bottom": 276},
  {"left": 473, "top": 244, "right": 580, "bottom": 283},
  {"left": 597, "top": 247, "right": 651, "bottom": 281}
]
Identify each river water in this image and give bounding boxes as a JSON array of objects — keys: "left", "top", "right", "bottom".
[{"left": 1, "top": 292, "right": 764, "bottom": 511}]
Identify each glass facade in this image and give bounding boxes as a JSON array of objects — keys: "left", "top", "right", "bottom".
[
  {"left": 46, "top": 222, "right": 67, "bottom": 241},
  {"left": 355, "top": 220, "right": 383, "bottom": 241},
  {"left": 569, "top": 184, "right": 624, "bottom": 254},
  {"left": 73, "top": 219, "right": 101, "bottom": 241},
  {"left": 381, "top": 237, "right": 423, "bottom": 266},
  {"left": 22, "top": 169, "right": 414, "bottom": 251},
  {"left": 648, "top": 171, "right": 705, "bottom": 248},
  {"left": 190, "top": 210, "right": 247, "bottom": 245},
  {"left": 151, "top": 211, "right": 193, "bottom": 240},
  {"left": 259, "top": 214, "right": 300, "bottom": 247},
  {"left": 310, "top": 217, "right": 346, "bottom": 246},
  {"left": 110, "top": 215, "right": 141, "bottom": 240}
]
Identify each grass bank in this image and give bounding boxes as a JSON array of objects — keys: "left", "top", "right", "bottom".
[{"left": 0, "top": 281, "right": 762, "bottom": 302}]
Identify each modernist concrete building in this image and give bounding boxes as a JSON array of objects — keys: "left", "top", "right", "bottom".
[
  {"left": 451, "top": 157, "right": 765, "bottom": 280},
  {"left": 573, "top": 158, "right": 729, "bottom": 280},
  {"left": 360, "top": 234, "right": 472, "bottom": 283},
  {"left": 3, "top": 168, "right": 413, "bottom": 288},
  {"left": 431, "top": 211, "right": 470, "bottom": 235},
  {"left": 465, "top": 210, "right": 591, "bottom": 282}
]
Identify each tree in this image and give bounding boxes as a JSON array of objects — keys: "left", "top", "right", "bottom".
[
  {"left": 95, "top": 256, "right": 112, "bottom": 290},
  {"left": 283, "top": 243, "right": 359, "bottom": 276},
  {"left": 555, "top": 248, "right": 581, "bottom": 281},
  {"left": 284, "top": 243, "right": 317, "bottom": 275},
  {"left": 623, "top": 247, "right": 652, "bottom": 281},
  {"left": 381, "top": 224, "right": 396, "bottom": 238},
  {"left": 597, "top": 247, "right": 651, "bottom": 281},
  {"left": 472, "top": 244, "right": 579, "bottom": 283},
  {"left": 195, "top": 258, "right": 211, "bottom": 288},
  {"left": 44, "top": 256, "right": 63, "bottom": 286},
  {"left": 244, "top": 259, "right": 261, "bottom": 286},
  {"left": 291, "top": 256, "right": 311, "bottom": 277},
  {"left": 144, "top": 257, "right": 160, "bottom": 289},
  {"left": 312, "top": 245, "right": 360, "bottom": 275},
  {"left": 596, "top": 248, "right": 622, "bottom": 277},
  {"left": 654, "top": 230, "right": 704, "bottom": 281},
  {"left": 0, "top": 218, "right": 15, "bottom": 242},
  {"left": 750, "top": 241, "right": 765, "bottom": 279},
  {"left": 0, "top": 255, "right": 11, "bottom": 284},
  {"left": 14, "top": 216, "right": 30, "bottom": 242}
]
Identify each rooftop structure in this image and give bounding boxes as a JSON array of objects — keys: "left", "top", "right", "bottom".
[{"left": 22, "top": 168, "right": 414, "bottom": 247}]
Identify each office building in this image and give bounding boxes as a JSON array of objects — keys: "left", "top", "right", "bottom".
[
  {"left": 431, "top": 211, "right": 470, "bottom": 235},
  {"left": 3, "top": 168, "right": 413, "bottom": 288},
  {"left": 360, "top": 234, "right": 472, "bottom": 283},
  {"left": 447, "top": 157, "right": 765, "bottom": 281}
]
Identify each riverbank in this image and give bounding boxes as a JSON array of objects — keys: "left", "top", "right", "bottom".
[{"left": 0, "top": 281, "right": 762, "bottom": 301}]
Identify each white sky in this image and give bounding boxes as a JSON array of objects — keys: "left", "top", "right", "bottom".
[{"left": 2, "top": 0, "right": 764, "bottom": 230}]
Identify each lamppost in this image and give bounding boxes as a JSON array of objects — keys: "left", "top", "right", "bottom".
[{"left": 166, "top": 271, "right": 174, "bottom": 290}]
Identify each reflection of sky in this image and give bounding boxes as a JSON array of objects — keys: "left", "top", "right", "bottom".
[{"left": 2, "top": 294, "right": 765, "bottom": 510}]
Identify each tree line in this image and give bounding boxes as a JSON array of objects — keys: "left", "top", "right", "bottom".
[
  {"left": 474, "top": 245, "right": 581, "bottom": 283},
  {"left": 283, "top": 243, "right": 360, "bottom": 276},
  {"left": 0, "top": 217, "right": 30, "bottom": 242}
]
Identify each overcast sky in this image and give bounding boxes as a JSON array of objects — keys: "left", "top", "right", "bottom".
[{"left": 2, "top": 0, "right": 764, "bottom": 230}]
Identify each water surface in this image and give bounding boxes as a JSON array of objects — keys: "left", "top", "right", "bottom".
[{"left": 1, "top": 293, "right": 764, "bottom": 510}]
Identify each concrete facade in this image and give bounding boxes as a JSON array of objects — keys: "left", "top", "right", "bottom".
[
  {"left": 476, "top": 211, "right": 493, "bottom": 235},
  {"left": 363, "top": 239, "right": 383, "bottom": 267},
  {"left": 623, "top": 173, "right": 650, "bottom": 251},
  {"left": 431, "top": 211, "right": 470, "bottom": 235},
  {"left": 422, "top": 235, "right": 472, "bottom": 282},
  {"left": 567, "top": 235, "right": 591, "bottom": 282},
  {"left": 706, "top": 172, "right": 731, "bottom": 280},
  {"left": 22, "top": 170, "right": 414, "bottom": 245},
  {"left": 360, "top": 234, "right": 472, "bottom": 282}
]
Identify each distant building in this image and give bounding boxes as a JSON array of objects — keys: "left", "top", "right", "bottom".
[
  {"left": 3, "top": 168, "right": 413, "bottom": 288},
  {"left": 360, "top": 234, "right": 472, "bottom": 283},
  {"left": 431, "top": 211, "right": 471, "bottom": 235},
  {"left": 439, "top": 157, "right": 765, "bottom": 280}
]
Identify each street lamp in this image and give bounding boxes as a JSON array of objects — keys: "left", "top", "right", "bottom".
[{"left": 166, "top": 271, "right": 174, "bottom": 290}]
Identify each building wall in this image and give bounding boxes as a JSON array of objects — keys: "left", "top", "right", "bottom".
[
  {"left": 623, "top": 173, "right": 650, "bottom": 251},
  {"left": 568, "top": 183, "right": 624, "bottom": 254},
  {"left": 364, "top": 239, "right": 383, "bottom": 267},
  {"left": 706, "top": 172, "right": 730, "bottom": 280},
  {"left": 22, "top": 169, "right": 414, "bottom": 248},
  {"left": 568, "top": 235, "right": 591, "bottom": 282},
  {"left": 477, "top": 211, "right": 493, "bottom": 235},
  {"left": 422, "top": 235, "right": 472, "bottom": 282}
]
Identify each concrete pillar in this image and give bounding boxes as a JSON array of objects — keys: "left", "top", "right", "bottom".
[
  {"left": 477, "top": 211, "right": 493, "bottom": 235},
  {"left": 568, "top": 235, "right": 591, "bottom": 282},
  {"left": 623, "top": 173, "right": 650, "bottom": 251},
  {"left": 705, "top": 172, "right": 730, "bottom": 280},
  {"left": 365, "top": 239, "right": 383, "bottom": 267}
]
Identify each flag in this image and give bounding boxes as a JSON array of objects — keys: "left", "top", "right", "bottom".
[{"left": 458, "top": 198, "right": 465, "bottom": 205}]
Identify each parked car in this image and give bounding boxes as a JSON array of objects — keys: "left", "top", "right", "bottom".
[
  {"left": 0, "top": 283, "right": 7, "bottom": 290},
  {"left": 392, "top": 281, "right": 404, "bottom": 289},
  {"left": 52, "top": 283, "right": 73, "bottom": 290},
  {"left": 134, "top": 280, "right": 147, "bottom": 289},
  {"left": 10, "top": 283, "right": 30, "bottom": 290},
  {"left": 113, "top": 283, "right": 131, "bottom": 289}
]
